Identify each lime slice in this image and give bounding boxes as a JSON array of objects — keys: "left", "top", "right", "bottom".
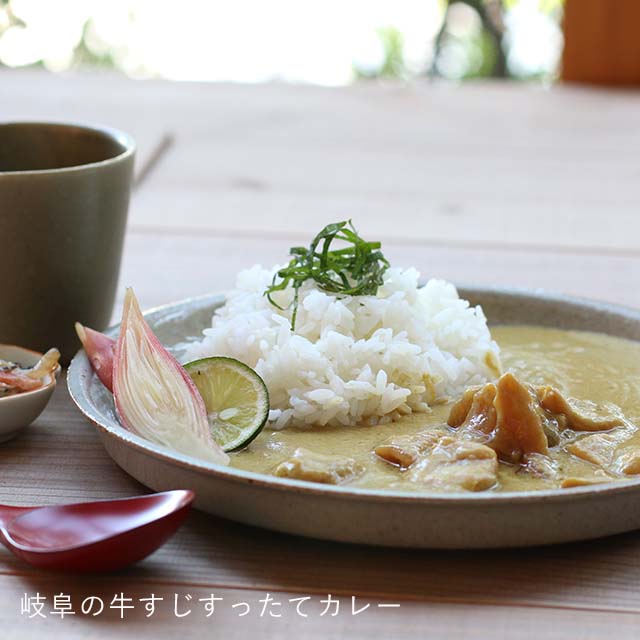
[{"left": 184, "top": 357, "right": 269, "bottom": 452}]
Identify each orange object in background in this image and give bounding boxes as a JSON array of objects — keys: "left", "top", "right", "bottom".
[{"left": 562, "top": 0, "right": 640, "bottom": 86}]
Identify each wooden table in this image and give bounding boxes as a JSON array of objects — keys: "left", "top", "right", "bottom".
[{"left": 2, "top": 69, "right": 640, "bottom": 639}]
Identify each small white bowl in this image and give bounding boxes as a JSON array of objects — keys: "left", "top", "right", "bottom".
[{"left": 0, "top": 344, "right": 60, "bottom": 443}]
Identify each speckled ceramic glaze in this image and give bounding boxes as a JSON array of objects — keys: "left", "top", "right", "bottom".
[
  {"left": 68, "top": 288, "right": 640, "bottom": 548},
  {"left": 0, "top": 345, "right": 60, "bottom": 443}
]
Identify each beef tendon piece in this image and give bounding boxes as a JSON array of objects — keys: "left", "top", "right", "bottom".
[
  {"left": 561, "top": 477, "right": 608, "bottom": 489},
  {"left": 537, "top": 386, "right": 625, "bottom": 432},
  {"left": 409, "top": 436, "right": 498, "bottom": 492},
  {"left": 566, "top": 429, "right": 631, "bottom": 467},
  {"left": 375, "top": 430, "right": 443, "bottom": 469},
  {"left": 447, "top": 387, "right": 479, "bottom": 428},
  {"left": 612, "top": 446, "right": 640, "bottom": 475},
  {"left": 448, "top": 373, "right": 549, "bottom": 463},
  {"left": 448, "top": 371, "right": 633, "bottom": 466},
  {"left": 274, "top": 447, "right": 364, "bottom": 485},
  {"left": 492, "top": 373, "right": 550, "bottom": 462},
  {"left": 520, "top": 452, "right": 560, "bottom": 479},
  {"left": 457, "top": 384, "right": 498, "bottom": 437},
  {"left": 484, "top": 350, "right": 502, "bottom": 378}
]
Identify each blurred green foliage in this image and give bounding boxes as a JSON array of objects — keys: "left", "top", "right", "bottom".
[
  {"left": 354, "top": 0, "right": 563, "bottom": 82},
  {"left": 0, "top": 0, "right": 563, "bottom": 82}
]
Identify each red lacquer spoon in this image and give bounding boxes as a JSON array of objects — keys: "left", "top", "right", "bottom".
[{"left": 0, "top": 490, "right": 194, "bottom": 572}]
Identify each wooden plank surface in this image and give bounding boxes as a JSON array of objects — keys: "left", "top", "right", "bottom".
[
  {"left": 2, "top": 69, "right": 640, "bottom": 638},
  {"left": 127, "top": 82, "right": 640, "bottom": 252},
  {"left": 7, "top": 572, "right": 640, "bottom": 640},
  {"left": 115, "top": 230, "right": 640, "bottom": 320},
  {"left": 3, "top": 70, "right": 640, "bottom": 253}
]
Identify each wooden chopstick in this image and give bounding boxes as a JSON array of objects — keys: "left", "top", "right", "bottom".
[{"left": 133, "top": 132, "right": 175, "bottom": 190}]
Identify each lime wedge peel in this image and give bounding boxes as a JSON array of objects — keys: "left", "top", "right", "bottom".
[{"left": 184, "top": 357, "right": 270, "bottom": 452}]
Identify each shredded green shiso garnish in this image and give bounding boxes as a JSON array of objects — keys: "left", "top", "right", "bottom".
[{"left": 264, "top": 220, "right": 390, "bottom": 330}]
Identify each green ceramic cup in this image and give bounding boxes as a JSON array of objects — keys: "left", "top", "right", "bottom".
[{"left": 1, "top": 122, "right": 135, "bottom": 362}]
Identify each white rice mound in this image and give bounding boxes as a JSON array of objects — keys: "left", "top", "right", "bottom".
[{"left": 184, "top": 266, "right": 501, "bottom": 430}]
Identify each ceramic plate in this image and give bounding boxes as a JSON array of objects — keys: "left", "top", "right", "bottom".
[{"left": 68, "top": 287, "right": 640, "bottom": 548}]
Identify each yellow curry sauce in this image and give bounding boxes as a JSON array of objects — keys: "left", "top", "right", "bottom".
[{"left": 230, "top": 326, "right": 640, "bottom": 493}]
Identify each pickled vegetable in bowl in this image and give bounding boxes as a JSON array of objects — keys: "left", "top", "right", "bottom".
[{"left": 0, "top": 348, "right": 60, "bottom": 398}]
